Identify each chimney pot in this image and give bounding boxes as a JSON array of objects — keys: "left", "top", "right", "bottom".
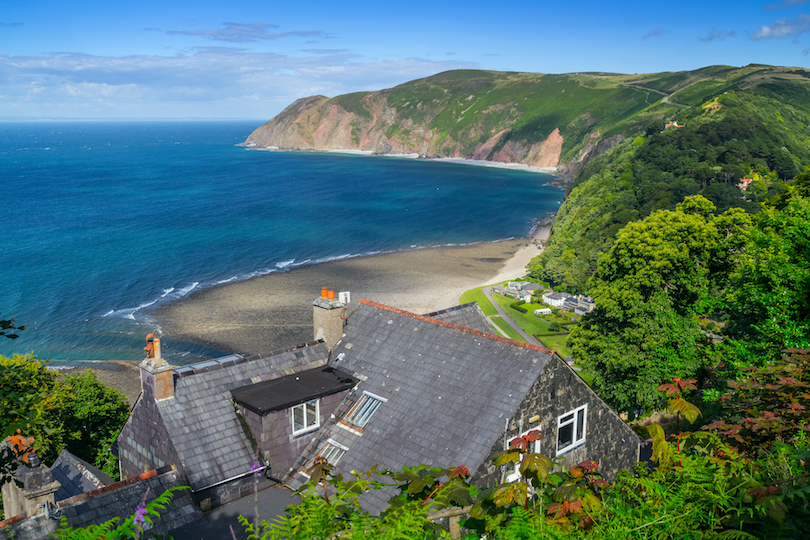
[
  {"left": 321, "top": 287, "right": 328, "bottom": 298},
  {"left": 327, "top": 289, "right": 335, "bottom": 300}
]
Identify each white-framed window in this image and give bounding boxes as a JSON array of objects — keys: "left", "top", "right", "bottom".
[
  {"left": 506, "top": 426, "right": 542, "bottom": 483},
  {"left": 318, "top": 439, "right": 349, "bottom": 465},
  {"left": 345, "top": 391, "right": 386, "bottom": 428},
  {"left": 292, "top": 399, "right": 320, "bottom": 434},
  {"left": 556, "top": 404, "right": 587, "bottom": 455}
]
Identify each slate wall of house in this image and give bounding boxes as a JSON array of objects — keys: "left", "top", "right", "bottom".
[
  {"left": 474, "top": 356, "right": 640, "bottom": 487},
  {"left": 237, "top": 389, "right": 349, "bottom": 479},
  {"left": 117, "top": 370, "right": 183, "bottom": 480}
]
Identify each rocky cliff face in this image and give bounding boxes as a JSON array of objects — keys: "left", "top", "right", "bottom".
[
  {"left": 245, "top": 99, "right": 565, "bottom": 169},
  {"left": 242, "top": 69, "right": 662, "bottom": 177}
]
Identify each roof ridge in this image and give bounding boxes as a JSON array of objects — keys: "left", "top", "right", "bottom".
[
  {"left": 358, "top": 299, "right": 554, "bottom": 355},
  {"left": 174, "top": 340, "right": 325, "bottom": 378},
  {"left": 0, "top": 465, "right": 179, "bottom": 527}
]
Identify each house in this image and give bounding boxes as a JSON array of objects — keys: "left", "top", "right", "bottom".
[
  {"left": 542, "top": 291, "right": 573, "bottom": 308},
  {"left": 111, "top": 291, "right": 641, "bottom": 517},
  {"left": 664, "top": 121, "right": 682, "bottom": 130},
  {"left": 738, "top": 178, "right": 753, "bottom": 191},
  {"left": 534, "top": 308, "right": 552, "bottom": 316},
  {"left": 0, "top": 444, "right": 200, "bottom": 540}
]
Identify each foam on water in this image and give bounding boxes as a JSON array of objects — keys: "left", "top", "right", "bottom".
[{"left": 0, "top": 121, "right": 564, "bottom": 364}]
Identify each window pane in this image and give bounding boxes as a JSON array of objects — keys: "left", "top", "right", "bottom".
[
  {"left": 293, "top": 405, "right": 304, "bottom": 432},
  {"left": 576, "top": 408, "right": 586, "bottom": 441},
  {"left": 559, "top": 413, "right": 574, "bottom": 424},
  {"left": 306, "top": 401, "right": 318, "bottom": 428},
  {"left": 321, "top": 444, "right": 346, "bottom": 464},
  {"left": 558, "top": 423, "right": 574, "bottom": 450},
  {"left": 348, "top": 396, "right": 383, "bottom": 428}
]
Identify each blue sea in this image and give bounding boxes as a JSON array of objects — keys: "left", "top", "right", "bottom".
[{"left": 0, "top": 121, "right": 563, "bottom": 365}]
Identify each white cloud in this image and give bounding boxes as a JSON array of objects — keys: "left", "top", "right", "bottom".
[
  {"left": 166, "top": 22, "right": 325, "bottom": 43},
  {"left": 753, "top": 14, "right": 810, "bottom": 39},
  {"left": 698, "top": 27, "right": 737, "bottom": 42},
  {"left": 0, "top": 49, "right": 476, "bottom": 118}
]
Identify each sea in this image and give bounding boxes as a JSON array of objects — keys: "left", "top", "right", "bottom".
[{"left": 0, "top": 121, "right": 563, "bottom": 366}]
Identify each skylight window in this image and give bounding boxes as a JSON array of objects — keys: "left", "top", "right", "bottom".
[
  {"left": 345, "top": 391, "right": 386, "bottom": 428},
  {"left": 319, "top": 439, "right": 349, "bottom": 465}
]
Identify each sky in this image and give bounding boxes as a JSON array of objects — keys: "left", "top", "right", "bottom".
[{"left": 2, "top": 0, "right": 810, "bottom": 120}]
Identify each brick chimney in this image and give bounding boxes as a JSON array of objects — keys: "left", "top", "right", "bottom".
[
  {"left": 139, "top": 332, "right": 174, "bottom": 401},
  {"left": 313, "top": 288, "right": 345, "bottom": 351},
  {"left": 1, "top": 432, "right": 61, "bottom": 519}
]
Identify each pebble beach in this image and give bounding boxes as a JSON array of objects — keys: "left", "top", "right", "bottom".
[{"left": 77, "top": 227, "right": 548, "bottom": 404}]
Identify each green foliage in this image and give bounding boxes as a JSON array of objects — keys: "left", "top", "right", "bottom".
[
  {"left": 531, "top": 87, "right": 810, "bottom": 292},
  {"left": 59, "top": 371, "right": 130, "bottom": 478},
  {"left": 51, "top": 486, "right": 186, "bottom": 540},
  {"left": 725, "top": 196, "right": 810, "bottom": 358},
  {"left": 707, "top": 350, "right": 810, "bottom": 456},
  {"left": 567, "top": 197, "right": 750, "bottom": 412},
  {"left": 0, "top": 353, "right": 54, "bottom": 439},
  {"left": 0, "top": 354, "right": 129, "bottom": 477}
]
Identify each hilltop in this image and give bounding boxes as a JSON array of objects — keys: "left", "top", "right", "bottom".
[{"left": 243, "top": 65, "right": 810, "bottom": 182}]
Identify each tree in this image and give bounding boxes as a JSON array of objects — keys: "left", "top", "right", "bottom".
[
  {"left": 726, "top": 195, "right": 810, "bottom": 360},
  {"left": 58, "top": 371, "right": 130, "bottom": 477},
  {"left": 568, "top": 196, "right": 752, "bottom": 413},
  {"left": 0, "top": 354, "right": 129, "bottom": 476}
]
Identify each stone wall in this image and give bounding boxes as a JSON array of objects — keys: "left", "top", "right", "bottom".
[
  {"left": 117, "top": 371, "right": 182, "bottom": 480},
  {"left": 474, "top": 356, "right": 641, "bottom": 487}
]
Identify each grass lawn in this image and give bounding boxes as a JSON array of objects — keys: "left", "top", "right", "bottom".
[
  {"left": 493, "top": 296, "right": 556, "bottom": 336},
  {"left": 459, "top": 286, "right": 498, "bottom": 316},
  {"left": 490, "top": 317, "right": 525, "bottom": 342},
  {"left": 537, "top": 333, "right": 573, "bottom": 358}
]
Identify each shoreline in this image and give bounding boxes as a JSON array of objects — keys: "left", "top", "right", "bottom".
[
  {"left": 153, "top": 233, "right": 549, "bottom": 359},
  {"left": 247, "top": 146, "right": 560, "bottom": 176},
  {"left": 76, "top": 229, "right": 551, "bottom": 405}
]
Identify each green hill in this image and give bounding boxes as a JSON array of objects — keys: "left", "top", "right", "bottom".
[
  {"left": 529, "top": 68, "right": 810, "bottom": 292},
  {"left": 244, "top": 65, "right": 810, "bottom": 182}
]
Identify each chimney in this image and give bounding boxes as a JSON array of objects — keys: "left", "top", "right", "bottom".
[
  {"left": 139, "top": 332, "right": 175, "bottom": 401},
  {"left": 313, "top": 288, "right": 345, "bottom": 351},
  {"left": 1, "top": 431, "right": 61, "bottom": 519}
]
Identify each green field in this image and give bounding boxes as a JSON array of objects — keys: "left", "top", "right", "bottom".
[
  {"left": 490, "top": 317, "right": 524, "bottom": 342},
  {"left": 459, "top": 286, "right": 498, "bottom": 316}
]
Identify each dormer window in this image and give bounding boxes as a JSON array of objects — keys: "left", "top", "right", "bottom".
[
  {"left": 345, "top": 391, "right": 386, "bottom": 428},
  {"left": 293, "top": 399, "right": 319, "bottom": 434}
]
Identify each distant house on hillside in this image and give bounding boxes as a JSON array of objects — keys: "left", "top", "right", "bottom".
[
  {"left": 664, "top": 121, "right": 683, "bottom": 130},
  {"left": 738, "top": 178, "right": 753, "bottom": 191},
  {"left": 542, "top": 291, "right": 574, "bottom": 308}
]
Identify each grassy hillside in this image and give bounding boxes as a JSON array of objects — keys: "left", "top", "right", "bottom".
[{"left": 530, "top": 73, "right": 810, "bottom": 292}]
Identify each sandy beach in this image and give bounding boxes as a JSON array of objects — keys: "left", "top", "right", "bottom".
[
  {"left": 154, "top": 233, "right": 548, "bottom": 359},
  {"left": 78, "top": 230, "right": 548, "bottom": 404}
]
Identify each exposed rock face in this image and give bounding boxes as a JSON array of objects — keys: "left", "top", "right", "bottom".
[{"left": 244, "top": 90, "right": 566, "bottom": 171}]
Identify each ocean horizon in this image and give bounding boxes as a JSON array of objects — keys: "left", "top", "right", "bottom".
[{"left": 0, "top": 121, "right": 563, "bottom": 365}]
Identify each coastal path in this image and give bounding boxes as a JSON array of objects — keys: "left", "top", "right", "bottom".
[{"left": 482, "top": 287, "right": 543, "bottom": 347}]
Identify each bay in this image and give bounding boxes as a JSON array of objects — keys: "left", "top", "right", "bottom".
[{"left": 0, "top": 121, "right": 563, "bottom": 364}]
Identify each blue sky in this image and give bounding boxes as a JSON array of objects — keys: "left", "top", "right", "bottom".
[{"left": 2, "top": 0, "right": 809, "bottom": 120}]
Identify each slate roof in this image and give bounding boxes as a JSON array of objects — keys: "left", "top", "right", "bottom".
[
  {"left": 0, "top": 466, "right": 201, "bottom": 540},
  {"left": 159, "top": 342, "right": 328, "bottom": 491},
  {"left": 424, "top": 302, "right": 492, "bottom": 333},
  {"left": 290, "top": 300, "right": 555, "bottom": 513},
  {"left": 51, "top": 450, "right": 114, "bottom": 502},
  {"left": 231, "top": 366, "right": 358, "bottom": 415}
]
